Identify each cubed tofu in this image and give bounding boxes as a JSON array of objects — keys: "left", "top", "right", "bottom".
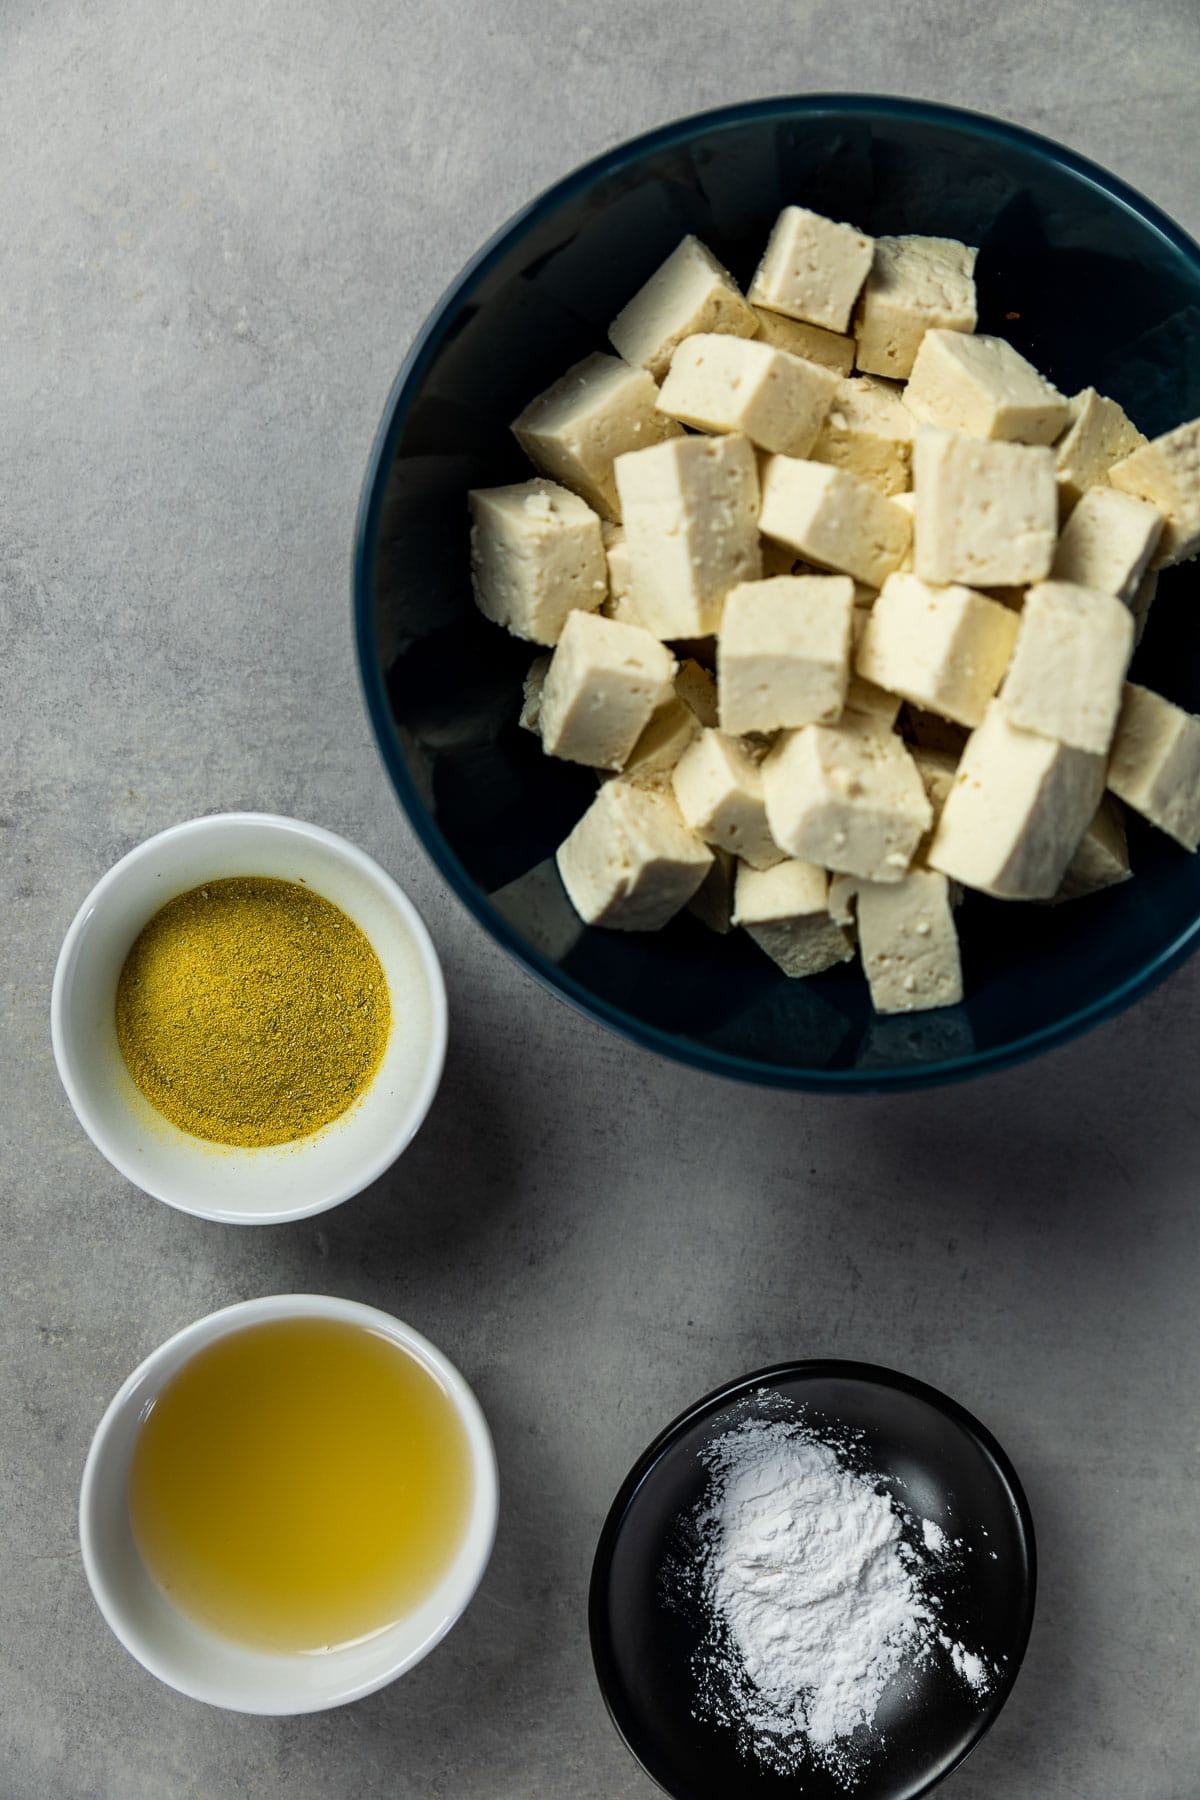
[
  {"left": 853, "top": 235, "right": 977, "bottom": 380},
  {"left": 657, "top": 333, "right": 839, "bottom": 457},
  {"left": 1000, "top": 580, "right": 1134, "bottom": 754},
  {"left": 615, "top": 434, "right": 761, "bottom": 637},
  {"left": 599, "top": 521, "right": 643, "bottom": 626},
  {"left": 910, "top": 743, "right": 960, "bottom": 867},
  {"left": 810, "top": 375, "right": 915, "bottom": 496},
  {"left": 857, "top": 870, "right": 963, "bottom": 1013},
  {"left": 752, "top": 305, "right": 855, "bottom": 375},
  {"left": 1106, "top": 682, "right": 1200, "bottom": 850},
  {"left": 620, "top": 696, "right": 703, "bottom": 787},
  {"left": 717, "top": 574, "right": 855, "bottom": 734},
  {"left": 928, "top": 700, "right": 1105, "bottom": 899},
  {"left": 748, "top": 205, "right": 875, "bottom": 334},
  {"left": 1108, "top": 417, "right": 1200, "bottom": 567},
  {"left": 1050, "top": 486, "right": 1164, "bottom": 602},
  {"left": 609, "top": 235, "right": 758, "bottom": 381},
  {"left": 913, "top": 427, "right": 1058, "bottom": 587},
  {"left": 539, "top": 611, "right": 676, "bottom": 769},
  {"left": 687, "top": 845, "right": 737, "bottom": 934},
  {"left": 1054, "top": 796, "right": 1132, "bottom": 902},
  {"left": 733, "top": 859, "right": 856, "bottom": 977},
  {"left": 759, "top": 457, "right": 912, "bottom": 588},
  {"left": 556, "top": 781, "right": 714, "bottom": 929},
  {"left": 891, "top": 488, "right": 916, "bottom": 570},
  {"left": 519, "top": 653, "right": 551, "bottom": 733},
  {"left": 469, "top": 480, "right": 607, "bottom": 644},
  {"left": 512, "top": 352, "right": 683, "bottom": 521},
  {"left": 762, "top": 713, "right": 932, "bottom": 880},
  {"left": 675, "top": 657, "right": 720, "bottom": 728},
  {"left": 856, "top": 572, "right": 1019, "bottom": 727},
  {"left": 671, "top": 729, "right": 783, "bottom": 869},
  {"left": 904, "top": 330, "right": 1072, "bottom": 445},
  {"left": 1055, "top": 387, "right": 1147, "bottom": 512}
]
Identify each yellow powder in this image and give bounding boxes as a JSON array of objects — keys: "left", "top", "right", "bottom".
[{"left": 115, "top": 877, "right": 390, "bottom": 1147}]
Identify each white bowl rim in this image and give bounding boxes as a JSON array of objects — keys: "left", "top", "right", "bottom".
[
  {"left": 49, "top": 811, "right": 449, "bottom": 1224},
  {"left": 78, "top": 1293, "right": 500, "bottom": 1713}
]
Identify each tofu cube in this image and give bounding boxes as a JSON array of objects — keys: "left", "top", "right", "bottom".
[
  {"left": 733, "top": 859, "right": 856, "bottom": 977},
  {"left": 856, "top": 572, "right": 1020, "bottom": 727},
  {"left": 910, "top": 744, "right": 960, "bottom": 866},
  {"left": 749, "top": 205, "right": 875, "bottom": 334},
  {"left": 810, "top": 375, "right": 915, "bottom": 496},
  {"left": 1106, "top": 682, "right": 1200, "bottom": 850},
  {"left": 759, "top": 457, "right": 912, "bottom": 588},
  {"left": 762, "top": 713, "right": 932, "bottom": 880},
  {"left": 717, "top": 574, "right": 855, "bottom": 734},
  {"left": 857, "top": 870, "right": 963, "bottom": 1014},
  {"left": 853, "top": 235, "right": 977, "bottom": 381},
  {"left": 519, "top": 653, "right": 551, "bottom": 733},
  {"left": 904, "top": 330, "right": 1072, "bottom": 445},
  {"left": 913, "top": 428, "right": 1058, "bottom": 587},
  {"left": 674, "top": 657, "right": 720, "bottom": 728},
  {"left": 539, "top": 611, "right": 676, "bottom": 769},
  {"left": 609, "top": 235, "right": 757, "bottom": 381},
  {"left": 1054, "top": 796, "right": 1131, "bottom": 902},
  {"left": 620, "top": 697, "right": 703, "bottom": 787},
  {"left": 1108, "top": 417, "right": 1200, "bottom": 567},
  {"left": 1000, "top": 580, "right": 1134, "bottom": 754},
  {"left": 1050, "top": 486, "right": 1164, "bottom": 602},
  {"left": 657, "top": 333, "right": 839, "bottom": 457},
  {"left": 671, "top": 729, "right": 783, "bottom": 869},
  {"left": 469, "top": 480, "right": 607, "bottom": 644},
  {"left": 599, "top": 521, "right": 642, "bottom": 625},
  {"left": 891, "top": 488, "right": 916, "bottom": 570},
  {"left": 556, "top": 780, "right": 713, "bottom": 929},
  {"left": 688, "top": 845, "right": 737, "bottom": 934},
  {"left": 615, "top": 434, "right": 761, "bottom": 637},
  {"left": 928, "top": 700, "right": 1105, "bottom": 898},
  {"left": 752, "top": 305, "right": 855, "bottom": 375},
  {"left": 1055, "top": 387, "right": 1147, "bottom": 512},
  {"left": 512, "top": 352, "right": 683, "bottom": 522}
]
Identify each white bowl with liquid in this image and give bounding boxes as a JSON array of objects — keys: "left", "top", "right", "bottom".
[
  {"left": 79, "top": 1294, "right": 499, "bottom": 1713},
  {"left": 51, "top": 812, "right": 447, "bottom": 1223}
]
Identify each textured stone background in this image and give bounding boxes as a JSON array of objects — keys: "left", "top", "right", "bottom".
[{"left": 3, "top": 3, "right": 1200, "bottom": 1795}]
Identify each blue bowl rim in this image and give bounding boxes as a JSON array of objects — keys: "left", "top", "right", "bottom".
[
  {"left": 586, "top": 1356, "right": 1038, "bottom": 1800},
  {"left": 352, "top": 91, "right": 1200, "bottom": 1093}
]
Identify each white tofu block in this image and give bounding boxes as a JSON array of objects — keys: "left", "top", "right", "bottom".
[
  {"left": 928, "top": 700, "right": 1105, "bottom": 898},
  {"left": 749, "top": 206, "right": 874, "bottom": 334},
  {"left": 687, "top": 845, "right": 737, "bottom": 934},
  {"left": 512, "top": 352, "right": 682, "bottom": 522},
  {"left": 1055, "top": 387, "right": 1147, "bottom": 512},
  {"left": 759, "top": 457, "right": 911, "bottom": 588},
  {"left": 657, "top": 333, "right": 839, "bottom": 457},
  {"left": 857, "top": 870, "right": 963, "bottom": 1013},
  {"left": 674, "top": 658, "right": 720, "bottom": 728},
  {"left": 1107, "top": 682, "right": 1200, "bottom": 851},
  {"left": 1132, "top": 567, "right": 1158, "bottom": 646},
  {"left": 615, "top": 434, "right": 761, "bottom": 637},
  {"left": 913, "top": 428, "right": 1057, "bottom": 587},
  {"left": 1000, "top": 580, "right": 1134, "bottom": 754},
  {"left": 717, "top": 574, "right": 855, "bottom": 734},
  {"left": 1108, "top": 417, "right": 1200, "bottom": 567},
  {"left": 891, "top": 488, "right": 916, "bottom": 570},
  {"left": 620, "top": 696, "right": 703, "bottom": 787},
  {"left": 539, "top": 611, "right": 676, "bottom": 769},
  {"left": 599, "top": 521, "right": 646, "bottom": 626},
  {"left": 1054, "top": 796, "right": 1131, "bottom": 902},
  {"left": 734, "top": 859, "right": 855, "bottom": 977},
  {"left": 609, "top": 235, "right": 758, "bottom": 381},
  {"left": 556, "top": 781, "right": 713, "bottom": 929},
  {"left": 1051, "top": 486, "right": 1164, "bottom": 602},
  {"left": 911, "top": 744, "right": 959, "bottom": 823},
  {"left": 519, "top": 653, "right": 551, "bottom": 733},
  {"left": 857, "top": 572, "right": 1020, "bottom": 727},
  {"left": 469, "top": 480, "right": 607, "bottom": 644},
  {"left": 904, "top": 330, "right": 1072, "bottom": 445},
  {"left": 854, "top": 235, "right": 977, "bottom": 381},
  {"left": 762, "top": 713, "right": 932, "bottom": 881},
  {"left": 671, "top": 729, "right": 783, "bottom": 869},
  {"left": 810, "top": 375, "right": 915, "bottom": 496},
  {"left": 752, "top": 305, "right": 855, "bottom": 375}
]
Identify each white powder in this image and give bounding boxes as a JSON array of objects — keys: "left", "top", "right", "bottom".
[{"left": 688, "top": 1412, "right": 992, "bottom": 1783}]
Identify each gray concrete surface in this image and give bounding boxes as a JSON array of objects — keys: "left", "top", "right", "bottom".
[{"left": 3, "top": 2, "right": 1199, "bottom": 1795}]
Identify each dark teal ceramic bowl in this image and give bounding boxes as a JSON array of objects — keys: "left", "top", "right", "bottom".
[{"left": 354, "top": 95, "right": 1200, "bottom": 1090}]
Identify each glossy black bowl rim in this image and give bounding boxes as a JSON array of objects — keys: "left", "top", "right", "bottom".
[
  {"left": 587, "top": 1357, "right": 1038, "bottom": 1800},
  {"left": 353, "top": 91, "right": 1200, "bottom": 1092}
]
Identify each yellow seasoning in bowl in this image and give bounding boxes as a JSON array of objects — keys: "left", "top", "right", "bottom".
[{"left": 115, "top": 877, "right": 389, "bottom": 1147}]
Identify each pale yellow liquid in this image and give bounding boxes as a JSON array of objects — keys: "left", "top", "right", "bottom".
[{"left": 129, "top": 1318, "right": 473, "bottom": 1653}]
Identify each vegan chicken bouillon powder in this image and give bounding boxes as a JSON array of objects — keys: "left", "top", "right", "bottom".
[{"left": 115, "top": 878, "right": 390, "bottom": 1147}]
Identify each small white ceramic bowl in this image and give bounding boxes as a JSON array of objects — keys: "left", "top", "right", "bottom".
[
  {"left": 51, "top": 812, "right": 447, "bottom": 1224},
  {"left": 79, "top": 1294, "right": 499, "bottom": 1713}
]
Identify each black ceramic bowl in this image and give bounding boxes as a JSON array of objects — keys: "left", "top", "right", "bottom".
[
  {"left": 588, "top": 1362, "right": 1036, "bottom": 1799},
  {"left": 354, "top": 95, "right": 1200, "bottom": 1089}
]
